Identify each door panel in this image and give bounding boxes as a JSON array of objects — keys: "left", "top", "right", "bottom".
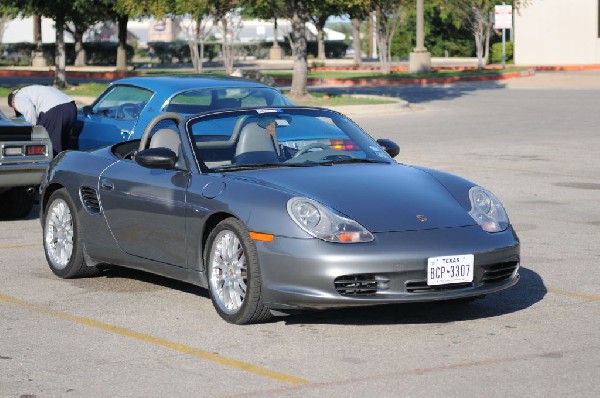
[{"left": 99, "top": 160, "right": 189, "bottom": 267}]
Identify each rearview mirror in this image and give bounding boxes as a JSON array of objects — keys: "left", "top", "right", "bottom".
[
  {"left": 134, "top": 147, "right": 177, "bottom": 170},
  {"left": 376, "top": 138, "right": 400, "bottom": 158}
]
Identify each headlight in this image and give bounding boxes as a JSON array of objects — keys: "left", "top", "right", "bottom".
[
  {"left": 287, "top": 197, "right": 374, "bottom": 243},
  {"left": 468, "top": 187, "right": 509, "bottom": 233}
]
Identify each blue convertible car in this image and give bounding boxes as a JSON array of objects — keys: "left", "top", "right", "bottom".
[{"left": 70, "top": 75, "right": 293, "bottom": 150}]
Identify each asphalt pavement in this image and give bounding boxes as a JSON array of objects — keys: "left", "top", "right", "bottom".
[{"left": 1, "top": 69, "right": 599, "bottom": 397}]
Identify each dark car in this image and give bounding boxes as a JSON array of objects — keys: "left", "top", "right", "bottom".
[
  {"left": 0, "top": 110, "right": 52, "bottom": 218},
  {"left": 41, "top": 107, "right": 519, "bottom": 324},
  {"left": 71, "top": 75, "right": 293, "bottom": 151}
]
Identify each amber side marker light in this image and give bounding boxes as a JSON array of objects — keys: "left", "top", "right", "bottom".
[{"left": 249, "top": 231, "right": 274, "bottom": 242}]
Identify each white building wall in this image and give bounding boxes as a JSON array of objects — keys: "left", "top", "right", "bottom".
[{"left": 514, "top": 0, "right": 600, "bottom": 65}]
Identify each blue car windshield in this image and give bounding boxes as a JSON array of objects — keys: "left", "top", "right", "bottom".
[
  {"left": 166, "top": 87, "right": 292, "bottom": 115},
  {"left": 186, "top": 107, "right": 393, "bottom": 171}
]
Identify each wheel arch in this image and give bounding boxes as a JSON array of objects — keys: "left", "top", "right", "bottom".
[
  {"left": 42, "top": 183, "right": 66, "bottom": 213},
  {"left": 201, "top": 211, "right": 239, "bottom": 259}
]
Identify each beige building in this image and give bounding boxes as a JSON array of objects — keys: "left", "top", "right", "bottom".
[{"left": 514, "top": 0, "right": 600, "bottom": 65}]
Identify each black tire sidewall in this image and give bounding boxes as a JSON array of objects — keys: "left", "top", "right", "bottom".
[
  {"left": 205, "top": 218, "right": 265, "bottom": 324},
  {"left": 43, "top": 189, "right": 86, "bottom": 278}
]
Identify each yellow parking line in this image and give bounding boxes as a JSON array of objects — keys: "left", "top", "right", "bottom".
[
  {"left": 0, "top": 293, "right": 309, "bottom": 385},
  {"left": 0, "top": 243, "right": 40, "bottom": 249},
  {"left": 548, "top": 288, "right": 600, "bottom": 301}
]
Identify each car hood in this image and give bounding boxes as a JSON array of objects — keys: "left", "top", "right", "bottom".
[{"left": 226, "top": 164, "right": 477, "bottom": 233}]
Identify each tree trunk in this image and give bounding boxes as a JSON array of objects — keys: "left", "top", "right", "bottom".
[
  {"left": 484, "top": 15, "right": 492, "bottom": 65},
  {"left": 199, "top": 41, "right": 205, "bottom": 72},
  {"left": 53, "top": 14, "right": 67, "bottom": 88},
  {"left": 273, "top": 18, "right": 280, "bottom": 49},
  {"left": 74, "top": 31, "right": 86, "bottom": 67},
  {"left": 116, "top": 15, "right": 128, "bottom": 72},
  {"left": 189, "top": 40, "right": 201, "bottom": 72},
  {"left": 289, "top": 1, "right": 308, "bottom": 98},
  {"left": 33, "top": 14, "right": 43, "bottom": 52},
  {"left": 317, "top": 27, "right": 326, "bottom": 60},
  {"left": 220, "top": 18, "right": 235, "bottom": 74},
  {"left": 351, "top": 18, "right": 361, "bottom": 66}
]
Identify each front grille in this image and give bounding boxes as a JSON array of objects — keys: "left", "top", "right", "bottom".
[
  {"left": 405, "top": 281, "right": 473, "bottom": 293},
  {"left": 79, "top": 186, "right": 101, "bottom": 214},
  {"left": 482, "top": 261, "right": 519, "bottom": 284},
  {"left": 335, "top": 274, "right": 390, "bottom": 296}
]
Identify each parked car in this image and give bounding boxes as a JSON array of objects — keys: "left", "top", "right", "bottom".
[
  {"left": 0, "top": 110, "right": 52, "bottom": 219},
  {"left": 41, "top": 107, "right": 519, "bottom": 324},
  {"left": 70, "top": 75, "right": 294, "bottom": 151}
]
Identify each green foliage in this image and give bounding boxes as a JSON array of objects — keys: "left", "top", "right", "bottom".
[
  {"left": 392, "top": 2, "right": 473, "bottom": 58},
  {"left": 1, "top": 42, "right": 134, "bottom": 66},
  {"left": 490, "top": 41, "right": 513, "bottom": 64}
]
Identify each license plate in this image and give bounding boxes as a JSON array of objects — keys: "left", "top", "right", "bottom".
[{"left": 427, "top": 254, "right": 474, "bottom": 286}]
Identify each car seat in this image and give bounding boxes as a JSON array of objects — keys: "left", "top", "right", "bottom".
[{"left": 233, "top": 122, "right": 280, "bottom": 165}]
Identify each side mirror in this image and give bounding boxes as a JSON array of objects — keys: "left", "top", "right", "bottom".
[
  {"left": 376, "top": 138, "right": 400, "bottom": 158},
  {"left": 134, "top": 147, "right": 177, "bottom": 170},
  {"left": 82, "top": 105, "right": 92, "bottom": 116}
]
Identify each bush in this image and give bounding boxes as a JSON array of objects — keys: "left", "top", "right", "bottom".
[
  {"left": 0, "top": 42, "right": 134, "bottom": 66},
  {"left": 490, "top": 41, "right": 514, "bottom": 64}
]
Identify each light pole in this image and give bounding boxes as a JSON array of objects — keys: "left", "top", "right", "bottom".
[{"left": 409, "top": 0, "right": 431, "bottom": 73}]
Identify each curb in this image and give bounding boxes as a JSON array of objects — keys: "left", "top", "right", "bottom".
[
  {"left": 327, "top": 95, "right": 411, "bottom": 116},
  {"left": 273, "top": 68, "right": 536, "bottom": 87}
]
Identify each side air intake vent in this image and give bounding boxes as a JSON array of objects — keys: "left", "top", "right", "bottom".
[{"left": 79, "top": 186, "right": 101, "bottom": 214}]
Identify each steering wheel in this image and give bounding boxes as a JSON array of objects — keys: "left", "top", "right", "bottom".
[
  {"left": 293, "top": 142, "right": 331, "bottom": 158},
  {"left": 138, "top": 112, "right": 184, "bottom": 152},
  {"left": 116, "top": 103, "right": 139, "bottom": 120}
]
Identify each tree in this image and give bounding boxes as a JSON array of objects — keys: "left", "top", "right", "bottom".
[
  {"left": 307, "top": 1, "right": 343, "bottom": 60},
  {"left": 344, "top": 1, "right": 372, "bottom": 66},
  {"left": 245, "top": 0, "right": 316, "bottom": 99},
  {"left": 67, "top": 1, "right": 117, "bottom": 67},
  {"left": 373, "top": 1, "right": 409, "bottom": 74},
  {"left": 0, "top": 5, "right": 19, "bottom": 48},
  {"left": 211, "top": 1, "right": 242, "bottom": 75},
  {"left": 116, "top": 0, "right": 172, "bottom": 72},
  {"left": 174, "top": 0, "right": 213, "bottom": 72},
  {"left": 14, "top": 0, "right": 76, "bottom": 87},
  {"left": 439, "top": 0, "right": 533, "bottom": 69}
]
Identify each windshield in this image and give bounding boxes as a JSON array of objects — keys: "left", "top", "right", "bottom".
[
  {"left": 186, "top": 107, "right": 393, "bottom": 172},
  {"left": 166, "top": 87, "right": 292, "bottom": 114}
]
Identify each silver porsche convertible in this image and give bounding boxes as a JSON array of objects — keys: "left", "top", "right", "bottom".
[{"left": 40, "top": 107, "right": 520, "bottom": 324}]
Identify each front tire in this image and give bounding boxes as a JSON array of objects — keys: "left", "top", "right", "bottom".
[
  {"left": 205, "top": 218, "right": 272, "bottom": 324},
  {"left": 43, "top": 188, "right": 98, "bottom": 278}
]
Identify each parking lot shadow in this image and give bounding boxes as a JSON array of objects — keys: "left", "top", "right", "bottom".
[
  {"left": 311, "top": 81, "right": 506, "bottom": 105},
  {"left": 68, "top": 265, "right": 544, "bottom": 326},
  {"left": 283, "top": 267, "right": 546, "bottom": 326}
]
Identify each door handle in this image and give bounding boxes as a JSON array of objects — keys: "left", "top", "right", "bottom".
[{"left": 100, "top": 179, "right": 114, "bottom": 191}]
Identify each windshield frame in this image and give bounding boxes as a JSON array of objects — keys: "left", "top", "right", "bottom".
[{"left": 184, "top": 106, "right": 393, "bottom": 173}]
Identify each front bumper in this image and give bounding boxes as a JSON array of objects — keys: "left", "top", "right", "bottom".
[{"left": 256, "top": 225, "right": 520, "bottom": 310}]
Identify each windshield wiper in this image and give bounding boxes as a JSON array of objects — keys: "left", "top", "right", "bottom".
[{"left": 318, "top": 158, "right": 391, "bottom": 166}]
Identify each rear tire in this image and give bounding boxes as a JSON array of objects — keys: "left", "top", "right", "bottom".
[
  {"left": 43, "top": 188, "right": 98, "bottom": 278},
  {"left": 205, "top": 218, "right": 272, "bottom": 324},
  {"left": 0, "top": 187, "right": 35, "bottom": 219}
]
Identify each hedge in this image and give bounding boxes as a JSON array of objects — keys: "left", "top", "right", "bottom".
[{"left": 0, "top": 42, "right": 135, "bottom": 66}]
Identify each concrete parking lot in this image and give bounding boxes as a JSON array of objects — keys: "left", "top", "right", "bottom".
[{"left": 1, "top": 72, "right": 599, "bottom": 397}]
